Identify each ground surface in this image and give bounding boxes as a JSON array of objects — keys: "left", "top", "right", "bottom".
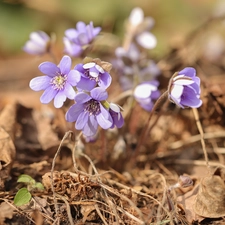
[{"left": 1, "top": 14, "right": 225, "bottom": 225}]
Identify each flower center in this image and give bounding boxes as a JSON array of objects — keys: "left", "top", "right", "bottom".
[
  {"left": 51, "top": 75, "right": 67, "bottom": 90},
  {"left": 84, "top": 99, "right": 100, "bottom": 115}
]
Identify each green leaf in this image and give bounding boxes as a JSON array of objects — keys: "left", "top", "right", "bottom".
[
  {"left": 17, "top": 174, "right": 34, "bottom": 184},
  {"left": 34, "top": 182, "right": 44, "bottom": 190},
  {"left": 14, "top": 188, "right": 32, "bottom": 206}
]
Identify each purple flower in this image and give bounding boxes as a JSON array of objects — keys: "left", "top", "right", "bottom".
[
  {"left": 23, "top": 31, "right": 51, "bottom": 55},
  {"left": 113, "top": 43, "right": 160, "bottom": 90},
  {"left": 134, "top": 81, "right": 160, "bottom": 111},
  {"left": 64, "top": 21, "right": 101, "bottom": 57},
  {"left": 109, "top": 103, "right": 124, "bottom": 128},
  {"left": 29, "top": 55, "right": 80, "bottom": 108},
  {"left": 75, "top": 59, "right": 112, "bottom": 91},
  {"left": 168, "top": 67, "right": 202, "bottom": 108},
  {"left": 65, "top": 87, "right": 113, "bottom": 137}
]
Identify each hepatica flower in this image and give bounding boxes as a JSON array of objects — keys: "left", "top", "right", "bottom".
[
  {"left": 65, "top": 87, "right": 113, "bottom": 137},
  {"left": 134, "top": 81, "right": 160, "bottom": 111},
  {"left": 127, "top": 7, "right": 157, "bottom": 49},
  {"left": 29, "top": 55, "right": 80, "bottom": 108},
  {"left": 168, "top": 67, "right": 202, "bottom": 108},
  {"left": 23, "top": 31, "right": 51, "bottom": 55},
  {"left": 64, "top": 21, "right": 101, "bottom": 57},
  {"left": 75, "top": 58, "right": 112, "bottom": 91},
  {"left": 109, "top": 103, "right": 124, "bottom": 128}
]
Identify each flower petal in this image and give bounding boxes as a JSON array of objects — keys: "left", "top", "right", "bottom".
[
  {"left": 29, "top": 76, "right": 51, "bottom": 91},
  {"left": 98, "top": 72, "right": 112, "bottom": 89},
  {"left": 54, "top": 91, "right": 67, "bottom": 108},
  {"left": 76, "top": 112, "right": 89, "bottom": 130},
  {"left": 96, "top": 105, "right": 113, "bottom": 129},
  {"left": 129, "top": 7, "right": 144, "bottom": 26},
  {"left": 59, "top": 55, "right": 71, "bottom": 75},
  {"left": 136, "top": 32, "right": 157, "bottom": 49},
  {"left": 63, "top": 83, "right": 76, "bottom": 100},
  {"left": 74, "top": 92, "right": 91, "bottom": 103},
  {"left": 178, "top": 67, "right": 196, "bottom": 78},
  {"left": 171, "top": 85, "right": 184, "bottom": 99},
  {"left": 83, "top": 115, "right": 98, "bottom": 137},
  {"left": 65, "top": 103, "right": 84, "bottom": 122},
  {"left": 76, "top": 77, "right": 96, "bottom": 91},
  {"left": 90, "top": 87, "right": 108, "bottom": 101},
  {"left": 39, "top": 62, "right": 60, "bottom": 77},
  {"left": 40, "top": 86, "right": 57, "bottom": 104},
  {"left": 67, "top": 70, "right": 81, "bottom": 86}
]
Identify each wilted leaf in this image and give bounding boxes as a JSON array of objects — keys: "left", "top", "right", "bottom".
[
  {"left": 14, "top": 188, "right": 32, "bottom": 206},
  {"left": 194, "top": 175, "right": 225, "bottom": 218}
]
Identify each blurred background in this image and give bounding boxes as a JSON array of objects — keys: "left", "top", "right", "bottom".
[{"left": 0, "top": 0, "right": 221, "bottom": 58}]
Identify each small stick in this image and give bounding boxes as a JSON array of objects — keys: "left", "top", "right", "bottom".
[
  {"left": 192, "top": 108, "right": 209, "bottom": 168},
  {"left": 51, "top": 131, "right": 73, "bottom": 224}
]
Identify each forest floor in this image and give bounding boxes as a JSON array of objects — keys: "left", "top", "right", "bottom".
[{"left": 1, "top": 17, "right": 225, "bottom": 225}]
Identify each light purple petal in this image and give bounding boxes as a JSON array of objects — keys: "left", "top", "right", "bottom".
[
  {"left": 40, "top": 86, "right": 57, "bottom": 104},
  {"left": 30, "top": 31, "right": 49, "bottom": 45},
  {"left": 65, "top": 28, "right": 78, "bottom": 39},
  {"left": 29, "top": 76, "right": 51, "bottom": 91},
  {"left": 83, "top": 115, "right": 98, "bottom": 137},
  {"left": 54, "top": 91, "right": 67, "bottom": 108},
  {"left": 76, "top": 112, "right": 89, "bottom": 130},
  {"left": 98, "top": 72, "right": 112, "bottom": 89},
  {"left": 67, "top": 70, "right": 81, "bottom": 86},
  {"left": 39, "top": 62, "right": 60, "bottom": 77},
  {"left": 77, "top": 33, "right": 89, "bottom": 45},
  {"left": 76, "top": 21, "right": 86, "bottom": 31},
  {"left": 59, "top": 55, "right": 71, "bottom": 75},
  {"left": 23, "top": 41, "right": 46, "bottom": 55},
  {"left": 178, "top": 67, "right": 196, "bottom": 78},
  {"left": 74, "top": 92, "right": 91, "bottom": 103},
  {"left": 63, "top": 38, "right": 83, "bottom": 57},
  {"left": 76, "top": 77, "right": 96, "bottom": 91},
  {"left": 65, "top": 103, "right": 84, "bottom": 122},
  {"left": 96, "top": 105, "right": 113, "bottom": 129},
  {"left": 63, "top": 83, "right": 76, "bottom": 100},
  {"left": 90, "top": 87, "right": 108, "bottom": 101}
]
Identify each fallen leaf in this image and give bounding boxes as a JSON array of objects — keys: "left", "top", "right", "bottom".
[
  {"left": 0, "top": 202, "right": 14, "bottom": 224},
  {"left": 194, "top": 175, "right": 225, "bottom": 218}
]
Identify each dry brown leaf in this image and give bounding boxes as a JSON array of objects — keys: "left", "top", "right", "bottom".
[
  {"left": 177, "top": 184, "right": 201, "bottom": 223},
  {"left": 194, "top": 175, "right": 225, "bottom": 218},
  {"left": 0, "top": 202, "right": 14, "bottom": 224},
  {"left": 0, "top": 103, "right": 17, "bottom": 187},
  {"left": 32, "top": 106, "right": 59, "bottom": 150}
]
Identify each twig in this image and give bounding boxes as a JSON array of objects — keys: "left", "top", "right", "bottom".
[
  {"left": 192, "top": 108, "right": 209, "bottom": 168},
  {"left": 55, "top": 193, "right": 74, "bottom": 225},
  {"left": 51, "top": 131, "right": 73, "bottom": 225}
]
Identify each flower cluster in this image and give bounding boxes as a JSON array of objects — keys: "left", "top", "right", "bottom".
[
  {"left": 26, "top": 9, "right": 203, "bottom": 143},
  {"left": 29, "top": 55, "right": 124, "bottom": 137},
  {"left": 64, "top": 21, "right": 101, "bottom": 57},
  {"left": 112, "top": 7, "right": 160, "bottom": 111}
]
